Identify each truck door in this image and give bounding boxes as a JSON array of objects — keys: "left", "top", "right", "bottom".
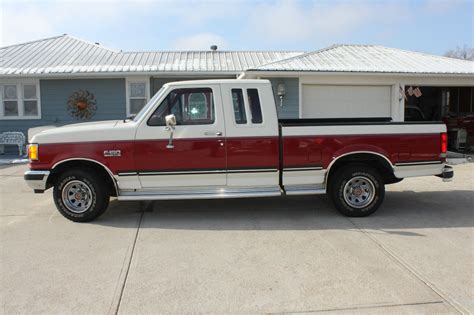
[
  {"left": 134, "top": 84, "right": 226, "bottom": 188},
  {"left": 221, "top": 83, "right": 280, "bottom": 187}
]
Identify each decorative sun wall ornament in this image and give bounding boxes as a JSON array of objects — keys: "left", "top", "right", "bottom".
[{"left": 67, "top": 90, "right": 97, "bottom": 120}]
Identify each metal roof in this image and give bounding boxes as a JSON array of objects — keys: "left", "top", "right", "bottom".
[
  {"left": 1, "top": 36, "right": 472, "bottom": 77},
  {"left": 0, "top": 35, "right": 303, "bottom": 76},
  {"left": 249, "top": 44, "right": 474, "bottom": 75}
]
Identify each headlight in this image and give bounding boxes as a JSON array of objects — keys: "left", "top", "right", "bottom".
[{"left": 28, "top": 144, "right": 39, "bottom": 161}]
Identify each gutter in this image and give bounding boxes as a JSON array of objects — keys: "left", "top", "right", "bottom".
[
  {"left": 0, "top": 71, "right": 242, "bottom": 79},
  {"left": 242, "top": 70, "right": 474, "bottom": 78},
  {"left": 245, "top": 70, "right": 474, "bottom": 78}
]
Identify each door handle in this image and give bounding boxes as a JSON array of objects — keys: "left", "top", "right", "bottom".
[{"left": 204, "top": 131, "right": 223, "bottom": 136}]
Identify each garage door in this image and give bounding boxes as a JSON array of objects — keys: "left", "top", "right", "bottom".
[{"left": 301, "top": 85, "right": 392, "bottom": 118}]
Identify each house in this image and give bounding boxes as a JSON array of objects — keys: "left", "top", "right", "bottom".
[{"left": 1, "top": 35, "right": 473, "bottom": 150}]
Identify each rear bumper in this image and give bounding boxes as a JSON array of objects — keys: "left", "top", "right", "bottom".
[
  {"left": 24, "top": 170, "right": 50, "bottom": 192},
  {"left": 436, "top": 165, "right": 454, "bottom": 182}
]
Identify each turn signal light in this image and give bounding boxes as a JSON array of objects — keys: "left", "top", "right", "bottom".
[
  {"left": 28, "top": 144, "right": 39, "bottom": 161},
  {"left": 440, "top": 133, "right": 447, "bottom": 154}
]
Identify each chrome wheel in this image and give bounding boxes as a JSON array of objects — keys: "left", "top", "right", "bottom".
[
  {"left": 343, "top": 176, "right": 375, "bottom": 209},
  {"left": 61, "top": 180, "right": 93, "bottom": 214}
]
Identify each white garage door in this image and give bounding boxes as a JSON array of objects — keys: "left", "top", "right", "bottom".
[{"left": 301, "top": 85, "right": 392, "bottom": 118}]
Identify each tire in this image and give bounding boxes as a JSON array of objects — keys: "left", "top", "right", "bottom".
[
  {"left": 53, "top": 168, "right": 110, "bottom": 222},
  {"left": 328, "top": 164, "right": 385, "bottom": 217}
]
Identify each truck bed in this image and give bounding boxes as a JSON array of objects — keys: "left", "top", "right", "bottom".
[{"left": 278, "top": 118, "right": 446, "bottom": 186}]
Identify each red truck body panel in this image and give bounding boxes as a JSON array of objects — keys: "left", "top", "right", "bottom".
[{"left": 31, "top": 132, "right": 441, "bottom": 174}]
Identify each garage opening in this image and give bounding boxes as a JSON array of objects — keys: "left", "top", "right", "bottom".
[
  {"left": 404, "top": 86, "right": 474, "bottom": 152},
  {"left": 302, "top": 85, "right": 392, "bottom": 119}
]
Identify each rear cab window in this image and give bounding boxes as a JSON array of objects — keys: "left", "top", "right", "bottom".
[
  {"left": 247, "top": 88, "right": 263, "bottom": 124},
  {"left": 231, "top": 89, "right": 247, "bottom": 124},
  {"left": 230, "top": 87, "right": 264, "bottom": 126}
]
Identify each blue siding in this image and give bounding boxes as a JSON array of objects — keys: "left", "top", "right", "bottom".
[
  {"left": 268, "top": 78, "right": 299, "bottom": 119},
  {"left": 0, "top": 79, "right": 126, "bottom": 140}
]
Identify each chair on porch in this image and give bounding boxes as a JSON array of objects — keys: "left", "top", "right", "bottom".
[{"left": 0, "top": 132, "right": 26, "bottom": 156}]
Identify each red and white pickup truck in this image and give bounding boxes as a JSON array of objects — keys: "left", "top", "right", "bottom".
[{"left": 25, "top": 79, "right": 453, "bottom": 222}]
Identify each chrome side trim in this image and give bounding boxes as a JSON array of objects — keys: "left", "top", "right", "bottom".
[
  {"left": 119, "top": 168, "right": 278, "bottom": 176},
  {"left": 394, "top": 161, "right": 442, "bottom": 166},
  {"left": 52, "top": 158, "right": 118, "bottom": 195},
  {"left": 24, "top": 170, "right": 50, "bottom": 191},
  {"left": 137, "top": 170, "right": 226, "bottom": 176},
  {"left": 118, "top": 172, "right": 137, "bottom": 176},
  {"left": 228, "top": 169, "right": 277, "bottom": 174},
  {"left": 284, "top": 184, "right": 326, "bottom": 195},
  {"left": 284, "top": 167, "right": 323, "bottom": 171},
  {"left": 117, "top": 186, "right": 282, "bottom": 201}
]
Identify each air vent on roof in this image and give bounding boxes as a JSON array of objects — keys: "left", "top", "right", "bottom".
[{"left": 210, "top": 45, "right": 218, "bottom": 51}]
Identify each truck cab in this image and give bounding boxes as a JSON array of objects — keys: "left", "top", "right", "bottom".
[{"left": 127, "top": 79, "right": 280, "bottom": 192}]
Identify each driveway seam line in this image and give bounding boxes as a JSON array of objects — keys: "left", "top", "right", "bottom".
[
  {"left": 348, "top": 218, "right": 466, "bottom": 314},
  {"left": 112, "top": 209, "right": 145, "bottom": 315},
  {"left": 271, "top": 300, "right": 445, "bottom": 314}
]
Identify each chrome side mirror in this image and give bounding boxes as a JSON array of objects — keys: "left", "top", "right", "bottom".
[{"left": 165, "top": 114, "right": 176, "bottom": 149}]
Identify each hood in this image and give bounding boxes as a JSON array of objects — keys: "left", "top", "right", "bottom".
[{"left": 31, "top": 120, "right": 136, "bottom": 144}]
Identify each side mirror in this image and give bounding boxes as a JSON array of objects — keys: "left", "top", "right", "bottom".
[
  {"left": 165, "top": 114, "right": 176, "bottom": 129},
  {"left": 165, "top": 114, "right": 176, "bottom": 149}
]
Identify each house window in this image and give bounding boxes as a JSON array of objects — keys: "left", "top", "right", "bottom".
[
  {"left": 126, "top": 78, "right": 150, "bottom": 116},
  {"left": 0, "top": 81, "right": 41, "bottom": 119}
]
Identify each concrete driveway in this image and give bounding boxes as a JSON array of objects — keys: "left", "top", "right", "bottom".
[{"left": 1, "top": 163, "right": 472, "bottom": 314}]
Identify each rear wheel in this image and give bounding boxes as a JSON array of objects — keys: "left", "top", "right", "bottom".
[
  {"left": 53, "top": 169, "right": 110, "bottom": 222},
  {"left": 329, "top": 164, "right": 385, "bottom": 217}
]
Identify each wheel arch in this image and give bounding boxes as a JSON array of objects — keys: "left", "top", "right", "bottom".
[
  {"left": 326, "top": 151, "right": 400, "bottom": 185},
  {"left": 48, "top": 158, "right": 118, "bottom": 196}
]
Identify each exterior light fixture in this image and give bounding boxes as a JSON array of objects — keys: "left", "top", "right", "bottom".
[{"left": 277, "top": 82, "right": 286, "bottom": 107}]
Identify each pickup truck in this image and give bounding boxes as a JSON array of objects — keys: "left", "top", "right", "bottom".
[{"left": 24, "top": 79, "right": 453, "bottom": 222}]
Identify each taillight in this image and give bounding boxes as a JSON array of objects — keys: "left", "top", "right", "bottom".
[
  {"left": 28, "top": 144, "right": 39, "bottom": 161},
  {"left": 440, "top": 133, "right": 447, "bottom": 154}
]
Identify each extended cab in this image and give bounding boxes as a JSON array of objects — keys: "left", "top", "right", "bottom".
[{"left": 25, "top": 79, "right": 453, "bottom": 222}]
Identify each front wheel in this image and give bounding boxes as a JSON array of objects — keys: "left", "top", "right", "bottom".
[
  {"left": 329, "top": 164, "right": 385, "bottom": 217},
  {"left": 53, "top": 169, "right": 110, "bottom": 222}
]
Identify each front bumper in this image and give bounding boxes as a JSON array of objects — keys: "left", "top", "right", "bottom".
[
  {"left": 24, "top": 170, "right": 50, "bottom": 192},
  {"left": 436, "top": 165, "right": 454, "bottom": 182}
]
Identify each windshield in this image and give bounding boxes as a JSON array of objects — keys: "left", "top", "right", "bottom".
[{"left": 132, "top": 86, "right": 167, "bottom": 122}]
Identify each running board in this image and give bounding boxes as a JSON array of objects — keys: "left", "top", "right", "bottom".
[
  {"left": 117, "top": 186, "right": 282, "bottom": 201},
  {"left": 284, "top": 184, "right": 326, "bottom": 196}
]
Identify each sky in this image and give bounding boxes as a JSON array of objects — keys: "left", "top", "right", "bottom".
[{"left": 0, "top": 0, "right": 473, "bottom": 56}]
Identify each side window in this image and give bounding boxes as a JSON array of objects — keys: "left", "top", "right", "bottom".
[
  {"left": 231, "top": 89, "right": 247, "bottom": 124},
  {"left": 247, "top": 88, "right": 263, "bottom": 124},
  {"left": 148, "top": 88, "right": 214, "bottom": 126}
]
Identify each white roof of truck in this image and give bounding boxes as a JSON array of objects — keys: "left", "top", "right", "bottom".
[{"left": 164, "top": 79, "right": 269, "bottom": 86}]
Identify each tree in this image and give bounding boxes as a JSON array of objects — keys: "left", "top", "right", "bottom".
[{"left": 444, "top": 45, "right": 474, "bottom": 60}]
